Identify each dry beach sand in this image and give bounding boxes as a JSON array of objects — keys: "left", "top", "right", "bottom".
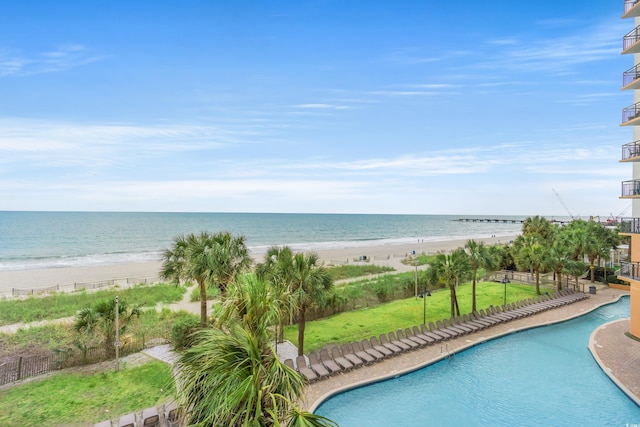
[{"left": 0, "top": 235, "right": 517, "bottom": 298}]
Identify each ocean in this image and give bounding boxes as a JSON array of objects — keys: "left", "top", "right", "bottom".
[{"left": 0, "top": 212, "right": 537, "bottom": 272}]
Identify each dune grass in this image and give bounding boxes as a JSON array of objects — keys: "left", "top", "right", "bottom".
[
  {"left": 284, "top": 281, "right": 553, "bottom": 352},
  {"left": 0, "top": 283, "right": 186, "bottom": 326},
  {"left": 327, "top": 264, "right": 395, "bottom": 281},
  {"left": 0, "top": 361, "right": 175, "bottom": 427}
]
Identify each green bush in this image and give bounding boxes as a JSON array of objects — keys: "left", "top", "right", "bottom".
[
  {"left": 171, "top": 312, "right": 201, "bottom": 350},
  {"left": 369, "top": 279, "right": 395, "bottom": 302},
  {"left": 189, "top": 285, "right": 219, "bottom": 302},
  {"left": 606, "top": 275, "right": 626, "bottom": 285}
]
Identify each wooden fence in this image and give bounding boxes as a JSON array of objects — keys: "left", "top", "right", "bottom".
[{"left": 10, "top": 276, "right": 161, "bottom": 297}]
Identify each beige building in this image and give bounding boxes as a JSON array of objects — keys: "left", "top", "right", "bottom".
[{"left": 619, "top": 0, "right": 640, "bottom": 338}]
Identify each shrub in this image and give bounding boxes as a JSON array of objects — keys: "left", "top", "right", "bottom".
[{"left": 171, "top": 313, "right": 201, "bottom": 350}]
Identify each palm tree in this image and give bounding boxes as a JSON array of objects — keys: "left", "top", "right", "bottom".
[
  {"left": 290, "top": 252, "right": 332, "bottom": 356},
  {"left": 560, "top": 220, "right": 617, "bottom": 283},
  {"left": 465, "top": 239, "right": 498, "bottom": 313},
  {"left": 564, "top": 259, "right": 589, "bottom": 292},
  {"left": 546, "top": 242, "right": 571, "bottom": 291},
  {"left": 522, "top": 215, "right": 556, "bottom": 242},
  {"left": 512, "top": 235, "right": 548, "bottom": 295},
  {"left": 74, "top": 298, "right": 140, "bottom": 358},
  {"left": 256, "top": 246, "right": 297, "bottom": 344},
  {"left": 258, "top": 248, "right": 333, "bottom": 356},
  {"left": 175, "top": 275, "right": 337, "bottom": 426},
  {"left": 161, "top": 231, "right": 251, "bottom": 326},
  {"left": 432, "top": 248, "right": 470, "bottom": 318}
]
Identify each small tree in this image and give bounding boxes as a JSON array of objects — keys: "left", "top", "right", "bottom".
[
  {"left": 512, "top": 235, "right": 548, "bottom": 295},
  {"left": 74, "top": 298, "right": 140, "bottom": 358},
  {"left": 432, "top": 248, "right": 470, "bottom": 318}
]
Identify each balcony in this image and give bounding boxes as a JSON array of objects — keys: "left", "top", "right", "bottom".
[
  {"left": 622, "top": 64, "right": 640, "bottom": 90},
  {"left": 620, "top": 217, "right": 640, "bottom": 233},
  {"left": 619, "top": 261, "right": 640, "bottom": 281},
  {"left": 621, "top": 102, "right": 640, "bottom": 126},
  {"left": 623, "top": 0, "right": 640, "bottom": 18},
  {"left": 621, "top": 180, "right": 640, "bottom": 198},
  {"left": 623, "top": 25, "right": 640, "bottom": 53},
  {"left": 621, "top": 141, "right": 640, "bottom": 161}
]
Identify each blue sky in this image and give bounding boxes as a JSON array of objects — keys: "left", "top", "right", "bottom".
[{"left": 0, "top": 1, "right": 633, "bottom": 216}]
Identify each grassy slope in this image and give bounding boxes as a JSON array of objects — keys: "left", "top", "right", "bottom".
[
  {"left": 0, "top": 361, "right": 175, "bottom": 427},
  {"left": 285, "top": 281, "right": 553, "bottom": 352},
  {"left": 0, "top": 283, "right": 185, "bottom": 326}
]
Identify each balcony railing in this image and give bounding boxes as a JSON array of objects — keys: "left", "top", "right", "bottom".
[
  {"left": 620, "top": 217, "right": 640, "bottom": 233},
  {"left": 625, "top": 0, "right": 640, "bottom": 15},
  {"left": 623, "top": 26, "right": 640, "bottom": 51},
  {"left": 619, "top": 261, "right": 640, "bottom": 280},
  {"left": 622, "top": 102, "right": 640, "bottom": 124},
  {"left": 623, "top": 64, "right": 640, "bottom": 87},
  {"left": 621, "top": 180, "right": 640, "bottom": 197},
  {"left": 622, "top": 141, "right": 640, "bottom": 160}
]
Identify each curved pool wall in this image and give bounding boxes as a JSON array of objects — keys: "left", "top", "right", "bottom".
[{"left": 314, "top": 296, "right": 639, "bottom": 426}]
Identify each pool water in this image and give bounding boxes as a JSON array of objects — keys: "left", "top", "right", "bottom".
[{"left": 315, "top": 297, "right": 640, "bottom": 426}]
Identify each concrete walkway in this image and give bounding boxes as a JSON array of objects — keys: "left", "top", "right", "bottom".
[
  {"left": 302, "top": 284, "right": 636, "bottom": 411},
  {"left": 589, "top": 318, "right": 640, "bottom": 406}
]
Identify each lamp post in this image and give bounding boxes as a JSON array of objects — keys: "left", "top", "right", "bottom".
[
  {"left": 501, "top": 274, "right": 510, "bottom": 306},
  {"left": 418, "top": 288, "right": 431, "bottom": 325},
  {"left": 414, "top": 259, "right": 418, "bottom": 299},
  {"left": 115, "top": 295, "right": 120, "bottom": 373}
]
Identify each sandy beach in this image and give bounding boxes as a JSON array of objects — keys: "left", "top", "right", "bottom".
[{"left": 0, "top": 235, "right": 516, "bottom": 298}]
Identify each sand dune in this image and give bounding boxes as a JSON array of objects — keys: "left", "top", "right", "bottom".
[{"left": 0, "top": 235, "right": 516, "bottom": 297}]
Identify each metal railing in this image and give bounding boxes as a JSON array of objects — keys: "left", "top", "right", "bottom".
[
  {"left": 623, "top": 64, "right": 640, "bottom": 87},
  {"left": 622, "top": 102, "right": 640, "bottom": 124},
  {"left": 622, "top": 180, "right": 640, "bottom": 197},
  {"left": 619, "top": 217, "right": 640, "bottom": 233},
  {"left": 619, "top": 261, "right": 640, "bottom": 281},
  {"left": 622, "top": 141, "right": 640, "bottom": 160},
  {"left": 624, "top": 26, "right": 640, "bottom": 51},
  {"left": 625, "top": 0, "right": 640, "bottom": 14}
]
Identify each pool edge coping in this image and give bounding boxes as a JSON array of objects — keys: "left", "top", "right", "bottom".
[
  {"left": 588, "top": 319, "right": 640, "bottom": 407},
  {"left": 307, "top": 292, "right": 628, "bottom": 413}
]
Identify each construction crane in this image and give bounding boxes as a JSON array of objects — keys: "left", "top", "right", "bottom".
[{"left": 552, "top": 188, "right": 576, "bottom": 220}]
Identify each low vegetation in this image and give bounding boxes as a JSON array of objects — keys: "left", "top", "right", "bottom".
[
  {"left": 0, "top": 283, "right": 185, "bottom": 326},
  {"left": 0, "top": 361, "right": 175, "bottom": 427},
  {"left": 0, "top": 309, "right": 181, "bottom": 357},
  {"left": 326, "top": 264, "right": 395, "bottom": 281}
]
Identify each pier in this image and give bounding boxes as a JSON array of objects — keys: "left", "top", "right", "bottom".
[{"left": 452, "top": 218, "right": 572, "bottom": 225}]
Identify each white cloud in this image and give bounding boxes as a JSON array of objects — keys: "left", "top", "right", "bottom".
[
  {"left": 294, "top": 103, "right": 351, "bottom": 110},
  {"left": 0, "top": 44, "right": 104, "bottom": 77}
]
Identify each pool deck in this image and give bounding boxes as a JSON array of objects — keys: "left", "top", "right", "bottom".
[
  {"left": 589, "top": 318, "right": 640, "bottom": 406},
  {"left": 303, "top": 284, "right": 638, "bottom": 411}
]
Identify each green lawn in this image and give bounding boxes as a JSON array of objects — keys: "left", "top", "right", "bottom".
[
  {"left": 0, "top": 361, "right": 175, "bottom": 427},
  {"left": 284, "top": 281, "right": 553, "bottom": 352},
  {"left": 0, "top": 283, "right": 186, "bottom": 326}
]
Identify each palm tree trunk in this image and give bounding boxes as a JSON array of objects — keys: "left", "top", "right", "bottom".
[
  {"left": 590, "top": 261, "right": 595, "bottom": 283},
  {"left": 453, "top": 290, "right": 461, "bottom": 317},
  {"left": 471, "top": 271, "right": 477, "bottom": 313},
  {"left": 449, "top": 284, "right": 460, "bottom": 318},
  {"left": 198, "top": 280, "right": 207, "bottom": 327},
  {"left": 535, "top": 270, "right": 540, "bottom": 295},
  {"left": 297, "top": 306, "right": 306, "bottom": 356},
  {"left": 557, "top": 271, "right": 562, "bottom": 291}
]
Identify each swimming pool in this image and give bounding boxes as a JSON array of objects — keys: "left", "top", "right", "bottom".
[{"left": 314, "top": 297, "right": 639, "bottom": 426}]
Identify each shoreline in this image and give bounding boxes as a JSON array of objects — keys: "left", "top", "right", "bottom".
[{"left": 0, "top": 235, "right": 517, "bottom": 297}]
